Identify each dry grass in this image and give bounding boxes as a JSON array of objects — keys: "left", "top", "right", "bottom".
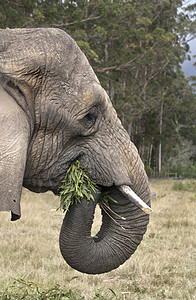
[{"left": 0, "top": 180, "right": 195, "bottom": 299}]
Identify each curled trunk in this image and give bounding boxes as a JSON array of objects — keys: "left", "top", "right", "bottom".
[{"left": 59, "top": 183, "right": 150, "bottom": 274}]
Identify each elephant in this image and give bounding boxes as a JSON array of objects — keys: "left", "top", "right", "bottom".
[{"left": 0, "top": 28, "right": 151, "bottom": 274}]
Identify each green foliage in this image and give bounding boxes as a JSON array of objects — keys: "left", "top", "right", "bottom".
[
  {"left": 173, "top": 181, "right": 186, "bottom": 191},
  {"left": 170, "top": 161, "right": 196, "bottom": 179},
  {"left": 159, "top": 193, "right": 167, "bottom": 199},
  {"left": 76, "top": 41, "right": 98, "bottom": 61},
  {"left": 145, "top": 165, "right": 154, "bottom": 177},
  {"left": 58, "top": 160, "right": 116, "bottom": 212},
  {"left": 185, "top": 162, "right": 196, "bottom": 179},
  {"left": 58, "top": 160, "right": 98, "bottom": 212},
  {"left": 0, "top": 279, "right": 81, "bottom": 300},
  {"left": 189, "top": 194, "right": 196, "bottom": 202},
  {"left": 172, "top": 180, "right": 196, "bottom": 193},
  {"left": 99, "top": 191, "right": 117, "bottom": 205}
]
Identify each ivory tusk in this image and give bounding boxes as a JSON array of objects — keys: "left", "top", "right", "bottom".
[{"left": 118, "top": 185, "right": 152, "bottom": 215}]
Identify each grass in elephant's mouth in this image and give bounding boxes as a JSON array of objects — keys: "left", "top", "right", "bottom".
[
  {"left": 58, "top": 160, "right": 117, "bottom": 212},
  {"left": 57, "top": 160, "right": 126, "bottom": 228},
  {"left": 58, "top": 160, "right": 98, "bottom": 212}
]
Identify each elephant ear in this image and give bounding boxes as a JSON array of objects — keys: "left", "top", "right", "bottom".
[{"left": 0, "top": 82, "right": 30, "bottom": 221}]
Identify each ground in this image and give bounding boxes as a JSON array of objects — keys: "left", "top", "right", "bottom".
[{"left": 0, "top": 179, "right": 195, "bottom": 299}]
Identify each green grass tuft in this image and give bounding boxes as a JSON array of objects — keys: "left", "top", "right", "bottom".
[
  {"left": 58, "top": 160, "right": 117, "bottom": 213},
  {"left": 58, "top": 160, "right": 99, "bottom": 212},
  {"left": 172, "top": 180, "right": 196, "bottom": 193},
  {"left": 0, "top": 279, "right": 81, "bottom": 300}
]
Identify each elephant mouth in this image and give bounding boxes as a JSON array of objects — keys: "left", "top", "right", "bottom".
[{"left": 24, "top": 165, "right": 152, "bottom": 215}]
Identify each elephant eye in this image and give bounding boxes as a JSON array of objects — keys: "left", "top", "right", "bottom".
[{"left": 83, "top": 109, "right": 98, "bottom": 128}]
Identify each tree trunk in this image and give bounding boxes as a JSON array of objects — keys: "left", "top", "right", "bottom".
[
  {"left": 158, "top": 100, "right": 163, "bottom": 177},
  {"left": 148, "top": 142, "right": 153, "bottom": 167}
]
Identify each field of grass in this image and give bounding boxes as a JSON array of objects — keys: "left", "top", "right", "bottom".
[{"left": 0, "top": 179, "right": 195, "bottom": 299}]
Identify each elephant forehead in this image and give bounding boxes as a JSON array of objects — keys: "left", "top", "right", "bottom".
[
  {"left": 79, "top": 83, "right": 109, "bottom": 108},
  {"left": 0, "top": 28, "right": 98, "bottom": 89}
]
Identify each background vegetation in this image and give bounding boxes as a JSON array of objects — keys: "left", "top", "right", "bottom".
[
  {"left": 0, "top": 0, "right": 196, "bottom": 178},
  {"left": 0, "top": 181, "right": 195, "bottom": 299}
]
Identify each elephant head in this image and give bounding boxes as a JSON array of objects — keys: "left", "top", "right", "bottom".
[{"left": 0, "top": 28, "right": 151, "bottom": 274}]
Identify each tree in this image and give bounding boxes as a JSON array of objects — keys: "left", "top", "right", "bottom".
[{"left": 1, "top": 0, "right": 195, "bottom": 177}]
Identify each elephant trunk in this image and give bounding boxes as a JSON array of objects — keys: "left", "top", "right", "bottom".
[{"left": 59, "top": 178, "right": 150, "bottom": 274}]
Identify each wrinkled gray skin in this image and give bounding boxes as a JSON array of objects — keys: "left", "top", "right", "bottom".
[{"left": 0, "top": 28, "right": 150, "bottom": 274}]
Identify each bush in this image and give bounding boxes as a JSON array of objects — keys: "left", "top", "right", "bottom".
[
  {"left": 170, "top": 161, "right": 196, "bottom": 179},
  {"left": 184, "top": 162, "right": 196, "bottom": 178},
  {"left": 172, "top": 181, "right": 186, "bottom": 191},
  {"left": 173, "top": 180, "right": 196, "bottom": 193},
  {"left": 145, "top": 165, "right": 154, "bottom": 177}
]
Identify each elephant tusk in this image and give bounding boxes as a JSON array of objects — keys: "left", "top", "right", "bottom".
[{"left": 118, "top": 185, "right": 152, "bottom": 214}]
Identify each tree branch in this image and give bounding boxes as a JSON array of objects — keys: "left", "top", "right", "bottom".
[
  {"left": 94, "top": 42, "right": 159, "bottom": 73},
  {"left": 51, "top": 16, "right": 101, "bottom": 27},
  {"left": 140, "top": 60, "right": 170, "bottom": 97},
  {"left": 94, "top": 65, "right": 118, "bottom": 73}
]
